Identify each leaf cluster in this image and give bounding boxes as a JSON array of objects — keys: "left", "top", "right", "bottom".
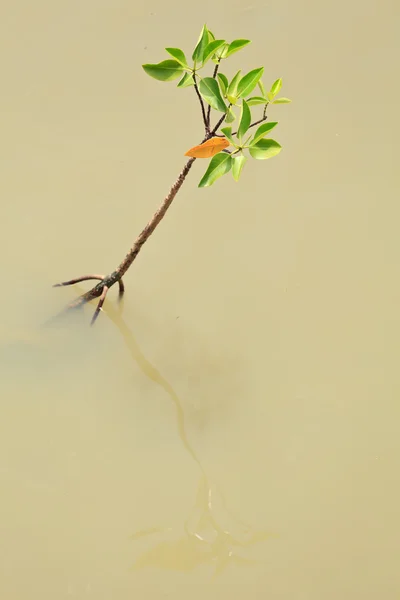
[{"left": 142, "top": 25, "right": 291, "bottom": 187}]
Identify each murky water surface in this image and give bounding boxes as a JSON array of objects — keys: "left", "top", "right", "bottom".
[{"left": 1, "top": 0, "right": 399, "bottom": 598}]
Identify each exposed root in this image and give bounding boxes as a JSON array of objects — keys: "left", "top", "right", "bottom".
[
  {"left": 53, "top": 274, "right": 105, "bottom": 287},
  {"left": 117, "top": 278, "right": 125, "bottom": 299},
  {"left": 91, "top": 285, "right": 109, "bottom": 326},
  {"left": 53, "top": 271, "right": 125, "bottom": 324}
]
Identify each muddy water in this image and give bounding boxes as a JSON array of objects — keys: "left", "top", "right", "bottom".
[{"left": 1, "top": 0, "right": 399, "bottom": 598}]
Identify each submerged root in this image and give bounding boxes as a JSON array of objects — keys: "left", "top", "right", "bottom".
[{"left": 53, "top": 272, "right": 125, "bottom": 325}]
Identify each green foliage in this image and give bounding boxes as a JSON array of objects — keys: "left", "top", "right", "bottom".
[
  {"left": 268, "top": 78, "right": 292, "bottom": 104},
  {"left": 225, "top": 39, "right": 251, "bottom": 57},
  {"left": 217, "top": 73, "right": 229, "bottom": 96},
  {"left": 192, "top": 25, "right": 210, "bottom": 64},
  {"left": 237, "top": 68, "right": 264, "bottom": 98},
  {"left": 142, "top": 60, "right": 183, "bottom": 81},
  {"left": 258, "top": 79, "right": 266, "bottom": 97},
  {"left": 165, "top": 48, "right": 188, "bottom": 68},
  {"left": 250, "top": 122, "right": 278, "bottom": 145},
  {"left": 231, "top": 155, "right": 247, "bottom": 181},
  {"left": 246, "top": 96, "right": 268, "bottom": 106},
  {"left": 249, "top": 139, "right": 282, "bottom": 160},
  {"left": 227, "top": 70, "right": 242, "bottom": 104},
  {"left": 177, "top": 73, "right": 194, "bottom": 88},
  {"left": 199, "top": 78, "right": 227, "bottom": 112},
  {"left": 225, "top": 107, "right": 236, "bottom": 123},
  {"left": 198, "top": 153, "right": 232, "bottom": 187},
  {"left": 202, "top": 40, "right": 226, "bottom": 65},
  {"left": 237, "top": 100, "right": 251, "bottom": 139},
  {"left": 221, "top": 127, "right": 235, "bottom": 144},
  {"left": 142, "top": 25, "right": 291, "bottom": 187},
  {"left": 270, "top": 78, "right": 282, "bottom": 97}
]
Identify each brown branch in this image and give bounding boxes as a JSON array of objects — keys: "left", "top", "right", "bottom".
[
  {"left": 114, "top": 157, "right": 195, "bottom": 279},
  {"left": 211, "top": 110, "right": 229, "bottom": 135},
  {"left": 193, "top": 76, "right": 209, "bottom": 133},
  {"left": 231, "top": 117, "right": 265, "bottom": 136},
  {"left": 231, "top": 103, "right": 270, "bottom": 136},
  {"left": 206, "top": 61, "right": 220, "bottom": 126}
]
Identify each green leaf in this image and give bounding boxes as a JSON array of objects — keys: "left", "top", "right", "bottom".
[
  {"left": 247, "top": 96, "right": 268, "bottom": 106},
  {"left": 207, "top": 30, "right": 215, "bottom": 41},
  {"left": 270, "top": 78, "right": 282, "bottom": 97},
  {"left": 227, "top": 70, "right": 242, "bottom": 101},
  {"left": 177, "top": 73, "right": 195, "bottom": 88},
  {"left": 225, "top": 39, "right": 251, "bottom": 57},
  {"left": 142, "top": 60, "right": 184, "bottom": 82},
  {"left": 237, "top": 67, "right": 264, "bottom": 98},
  {"left": 198, "top": 153, "right": 232, "bottom": 187},
  {"left": 199, "top": 77, "right": 227, "bottom": 112},
  {"left": 202, "top": 40, "right": 226, "bottom": 64},
  {"left": 258, "top": 79, "right": 266, "bottom": 97},
  {"left": 221, "top": 126, "right": 235, "bottom": 144},
  {"left": 165, "top": 48, "right": 188, "bottom": 68},
  {"left": 250, "top": 122, "right": 278, "bottom": 145},
  {"left": 225, "top": 107, "right": 236, "bottom": 123},
  {"left": 218, "top": 43, "right": 230, "bottom": 59},
  {"left": 237, "top": 100, "right": 251, "bottom": 139},
  {"left": 249, "top": 138, "right": 282, "bottom": 160},
  {"left": 273, "top": 97, "right": 292, "bottom": 104},
  {"left": 192, "top": 25, "right": 210, "bottom": 63},
  {"left": 232, "top": 155, "right": 247, "bottom": 181},
  {"left": 217, "top": 73, "right": 228, "bottom": 96}
]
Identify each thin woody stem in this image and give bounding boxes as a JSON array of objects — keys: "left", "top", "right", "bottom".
[
  {"left": 248, "top": 117, "right": 266, "bottom": 129},
  {"left": 231, "top": 117, "right": 265, "bottom": 136},
  {"left": 232, "top": 104, "right": 270, "bottom": 136},
  {"left": 206, "top": 62, "right": 220, "bottom": 126},
  {"left": 211, "top": 108, "right": 230, "bottom": 135},
  {"left": 193, "top": 76, "right": 209, "bottom": 133},
  {"left": 114, "top": 157, "right": 196, "bottom": 280}
]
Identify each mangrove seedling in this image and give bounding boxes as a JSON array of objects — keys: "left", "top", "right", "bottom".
[{"left": 54, "top": 25, "right": 291, "bottom": 324}]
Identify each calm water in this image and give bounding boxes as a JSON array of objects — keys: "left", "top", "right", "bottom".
[{"left": 1, "top": 0, "right": 400, "bottom": 598}]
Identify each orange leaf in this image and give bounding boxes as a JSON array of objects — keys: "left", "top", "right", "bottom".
[{"left": 184, "top": 137, "right": 230, "bottom": 158}]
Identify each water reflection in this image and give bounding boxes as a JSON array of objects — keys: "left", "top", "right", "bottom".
[
  {"left": 131, "top": 474, "right": 269, "bottom": 575},
  {"left": 78, "top": 293, "right": 271, "bottom": 575}
]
